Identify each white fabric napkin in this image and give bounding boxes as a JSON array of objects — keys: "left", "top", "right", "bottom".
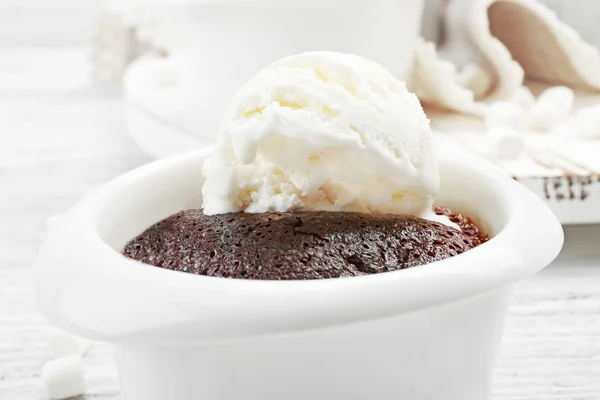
[{"left": 410, "top": 0, "right": 600, "bottom": 115}]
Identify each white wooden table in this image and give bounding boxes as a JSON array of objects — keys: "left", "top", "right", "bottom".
[{"left": 1, "top": 49, "right": 599, "bottom": 400}]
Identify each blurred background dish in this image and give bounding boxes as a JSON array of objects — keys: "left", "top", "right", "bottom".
[{"left": 117, "top": 0, "right": 425, "bottom": 158}]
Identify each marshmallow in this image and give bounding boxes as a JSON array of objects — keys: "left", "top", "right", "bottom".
[
  {"left": 49, "top": 330, "right": 92, "bottom": 358},
  {"left": 511, "top": 87, "right": 536, "bottom": 110},
  {"left": 528, "top": 86, "right": 575, "bottom": 131},
  {"left": 528, "top": 101, "right": 563, "bottom": 132},
  {"left": 41, "top": 355, "right": 87, "bottom": 400},
  {"left": 456, "top": 63, "right": 494, "bottom": 98},
  {"left": 574, "top": 105, "right": 600, "bottom": 138},
  {"left": 536, "top": 86, "right": 575, "bottom": 117},
  {"left": 485, "top": 102, "right": 527, "bottom": 130},
  {"left": 487, "top": 127, "right": 526, "bottom": 160}
]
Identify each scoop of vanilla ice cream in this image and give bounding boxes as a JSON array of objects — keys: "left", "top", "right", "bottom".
[{"left": 202, "top": 52, "right": 438, "bottom": 217}]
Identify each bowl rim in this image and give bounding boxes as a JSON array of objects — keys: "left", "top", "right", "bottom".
[{"left": 35, "top": 149, "right": 564, "bottom": 343}]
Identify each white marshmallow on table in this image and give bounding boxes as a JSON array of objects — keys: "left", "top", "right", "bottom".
[
  {"left": 41, "top": 355, "right": 87, "bottom": 400},
  {"left": 529, "top": 86, "right": 575, "bottom": 131},
  {"left": 537, "top": 86, "right": 575, "bottom": 115},
  {"left": 486, "top": 127, "right": 526, "bottom": 160},
  {"left": 574, "top": 105, "right": 600, "bottom": 138},
  {"left": 511, "top": 87, "right": 536, "bottom": 111},
  {"left": 455, "top": 63, "right": 494, "bottom": 99},
  {"left": 485, "top": 101, "right": 528, "bottom": 130},
  {"left": 528, "top": 101, "right": 563, "bottom": 131},
  {"left": 49, "top": 329, "right": 93, "bottom": 358}
]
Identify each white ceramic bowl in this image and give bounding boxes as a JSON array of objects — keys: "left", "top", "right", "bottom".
[
  {"left": 122, "top": 0, "right": 425, "bottom": 157},
  {"left": 35, "top": 149, "right": 563, "bottom": 400},
  {"left": 175, "top": 0, "right": 425, "bottom": 128}
]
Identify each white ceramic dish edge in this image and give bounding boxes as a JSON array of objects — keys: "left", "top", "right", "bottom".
[
  {"left": 34, "top": 149, "right": 563, "bottom": 400},
  {"left": 35, "top": 149, "right": 562, "bottom": 344}
]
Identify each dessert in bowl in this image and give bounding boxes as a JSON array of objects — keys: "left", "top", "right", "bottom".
[
  {"left": 122, "top": 207, "right": 487, "bottom": 280},
  {"left": 35, "top": 52, "right": 563, "bottom": 400}
]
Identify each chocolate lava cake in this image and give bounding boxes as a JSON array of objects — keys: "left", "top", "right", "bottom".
[{"left": 122, "top": 207, "right": 487, "bottom": 280}]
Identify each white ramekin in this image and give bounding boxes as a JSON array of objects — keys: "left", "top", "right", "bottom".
[{"left": 35, "top": 149, "right": 563, "bottom": 400}]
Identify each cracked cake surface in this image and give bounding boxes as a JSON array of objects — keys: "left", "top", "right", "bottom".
[{"left": 122, "top": 208, "right": 487, "bottom": 280}]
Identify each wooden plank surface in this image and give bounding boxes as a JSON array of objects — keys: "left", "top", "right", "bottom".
[{"left": 1, "top": 49, "right": 599, "bottom": 400}]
